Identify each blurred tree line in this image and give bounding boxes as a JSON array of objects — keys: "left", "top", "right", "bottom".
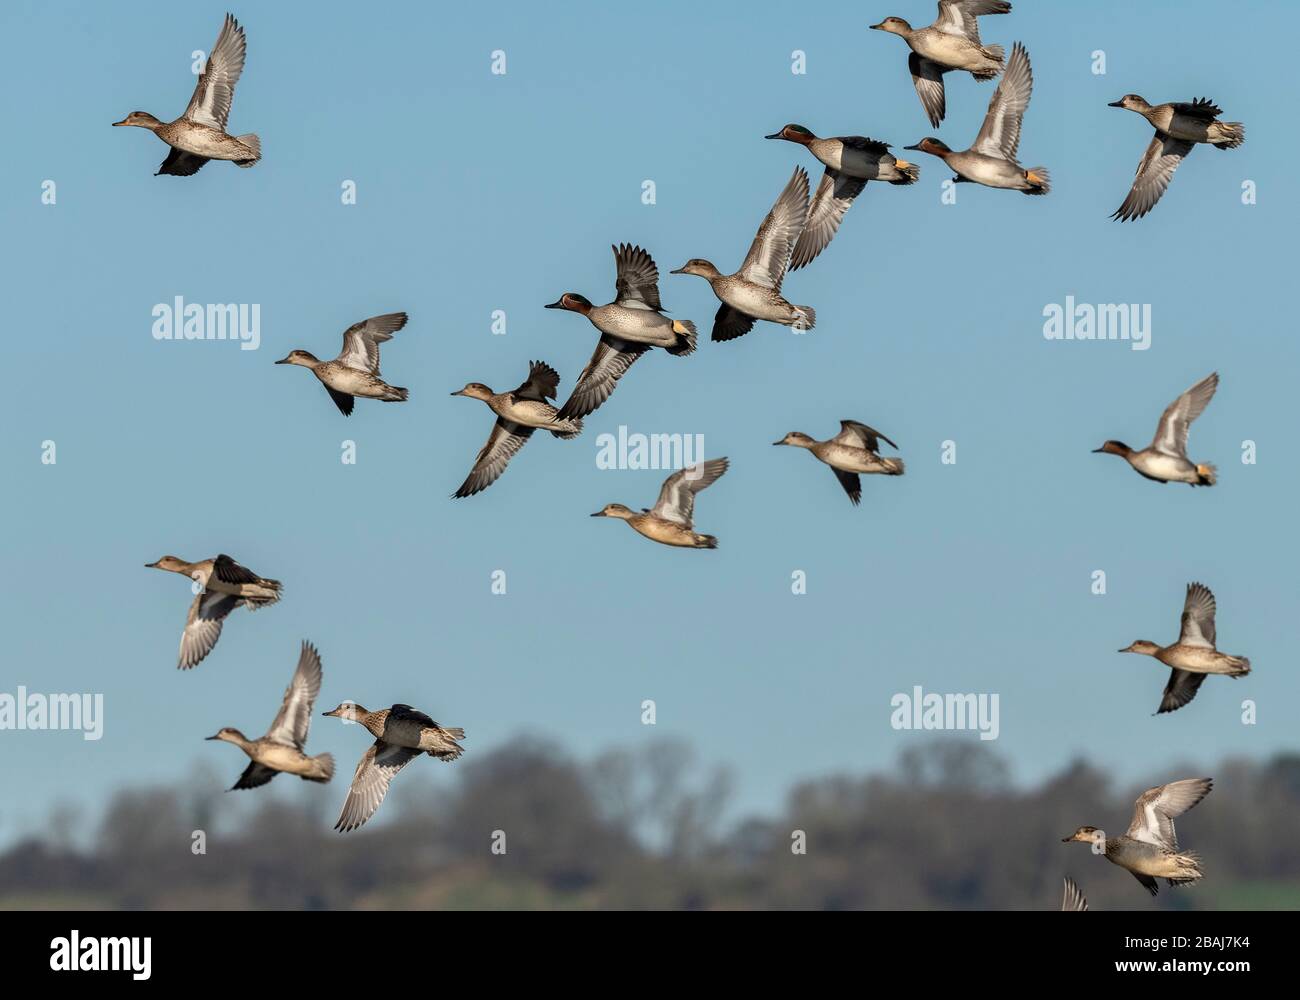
[{"left": 2, "top": 739, "right": 1297, "bottom": 910}]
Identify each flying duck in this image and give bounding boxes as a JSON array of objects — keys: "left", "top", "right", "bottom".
[
  {"left": 544, "top": 244, "right": 696, "bottom": 420},
  {"left": 451, "top": 361, "right": 582, "bottom": 497},
  {"left": 1063, "top": 778, "right": 1212, "bottom": 896},
  {"left": 276, "top": 312, "right": 410, "bottom": 416},
  {"left": 323, "top": 702, "right": 465, "bottom": 833},
  {"left": 145, "top": 554, "right": 281, "bottom": 669},
  {"left": 113, "top": 13, "right": 261, "bottom": 176},
  {"left": 904, "top": 42, "right": 1048, "bottom": 194},
  {"left": 773, "top": 421, "right": 904, "bottom": 505},
  {"left": 591, "top": 458, "right": 729, "bottom": 549},
  {"left": 1108, "top": 95, "right": 1245, "bottom": 221},
  {"left": 765, "top": 125, "right": 919, "bottom": 269},
  {"left": 870, "top": 1, "right": 1011, "bottom": 127},
  {"left": 206, "top": 640, "right": 334, "bottom": 790},
  {"left": 1092, "top": 372, "right": 1218, "bottom": 486},
  {"left": 1120, "top": 582, "right": 1251, "bottom": 714},
  {"left": 671, "top": 168, "right": 816, "bottom": 342}
]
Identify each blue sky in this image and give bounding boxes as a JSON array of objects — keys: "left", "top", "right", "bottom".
[{"left": 1, "top": 0, "right": 1294, "bottom": 843}]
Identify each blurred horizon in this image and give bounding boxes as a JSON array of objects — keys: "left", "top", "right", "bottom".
[{"left": 4, "top": 736, "right": 1298, "bottom": 910}]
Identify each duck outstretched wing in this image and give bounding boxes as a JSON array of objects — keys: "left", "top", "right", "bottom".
[
  {"left": 453, "top": 419, "right": 534, "bottom": 498},
  {"left": 739, "top": 167, "right": 809, "bottom": 292},
  {"left": 612, "top": 244, "right": 662, "bottom": 311},
  {"left": 909, "top": 54, "right": 947, "bottom": 128},
  {"left": 1125, "top": 777, "right": 1213, "bottom": 851},
  {"left": 651, "top": 458, "right": 729, "bottom": 527},
  {"left": 1177, "top": 581, "right": 1217, "bottom": 648},
  {"left": 185, "top": 13, "right": 247, "bottom": 131},
  {"left": 1112, "top": 134, "right": 1194, "bottom": 222},
  {"left": 334, "top": 740, "right": 422, "bottom": 832},
  {"left": 337, "top": 312, "right": 408, "bottom": 375},
  {"left": 266, "top": 640, "right": 324, "bottom": 749},
  {"left": 790, "top": 169, "right": 867, "bottom": 271},
  {"left": 1150, "top": 372, "right": 1217, "bottom": 458},
  {"left": 972, "top": 42, "right": 1032, "bottom": 160}
]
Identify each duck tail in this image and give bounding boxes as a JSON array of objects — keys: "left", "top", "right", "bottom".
[
  {"left": 1167, "top": 852, "right": 1204, "bottom": 886},
  {"left": 235, "top": 134, "right": 261, "bottom": 166},
  {"left": 883, "top": 457, "right": 905, "bottom": 476},
  {"left": 1228, "top": 656, "right": 1251, "bottom": 677},
  {"left": 974, "top": 44, "right": 1004, "bottom": 78},
  {"left": 441, "top": 727, "right": 466, "bottom": 741},
  {"left": 696, "top": 534, "right": 719, "bottom": 549},
  {"left": 792, "top": 306, "right": 816, "bottom": 332},
  {"left": 550, "top": 416, "right": 583, "bottom": 439},
  {"left": 667, "top": 318, "right": 697, "bottom": 356},
  {"left": 245, "top": 580, "right": 282, "bottom": 609},
  {"left": 890, "top": 159, "right": 921, "bottom": 185},
  {"left": 1195, "top": 462, "right": 1217, "bottom": 486},
  {"left": 383, "top": 386, "right": 409, "bottom": 402},
  {"left": 1211, "top": 122, "right": 1245, "bottom": 149},
  {"left": 307, "top": 753, "right": 335, "bottom": 783},
  {"left": 1024, "top": 167, "right": 1051, "bottom": 195}
]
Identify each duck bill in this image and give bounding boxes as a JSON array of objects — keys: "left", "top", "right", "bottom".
[
  {"left": 1107, "top": 100, "right": 1125, "bottom": 108},
  {"left": 111, "top": 118, "right": 131, "bottom": 127},
  {"left": 144, "top": 561, "right": 159, "bottom": 568},
  {"left": 764, "top": 131, "right": 784, "bottom": 140},
  {"left": 449, "top": 389, "right": 464, "bottom": 397},
  {"left": 669, "top": 266, "right": 687, "bottom": 275},
  {"left": 1061, "top": 834, "right": 1077, "bottom": 842},
  {"left": 589, "top": 511, "right": 607, "bottom": 518},
  {"left": 204, "top": 733, "right": 221, "bottom": 741},
  {"left": 543, "top": 298, "right": 566, "bottom": 310},
  {"left": 273, "top": 356, "right": 292, "bottom": 365},
  {"left": 868, "top": 22, "right": 885, "bottom": 30},
  {"left": 772, "top": 440, "right": 786, "bottom": 446},
  {"left": 903, "top": 143, "right": 923, "bottom": 151}
]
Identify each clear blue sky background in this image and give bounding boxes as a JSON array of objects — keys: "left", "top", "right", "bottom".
[{"left": 2, "top": 0, "right": 1294, "bottom": 843}]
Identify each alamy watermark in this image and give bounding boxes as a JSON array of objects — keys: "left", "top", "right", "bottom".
[
  {"left": 1043, "top": 296, "right": 1150, "bottom": 351},
  {"left": 890, "top": 686, "right": 999, "bottom": 741},
  {"left": 152, "top": 296, "right": 260, "bottom": 350},
  {"left": 595, "top": 426, "right": 704, "bottom": 471},
  {"left": 0, "top": 687, "right": 103, "bottom": 740}
]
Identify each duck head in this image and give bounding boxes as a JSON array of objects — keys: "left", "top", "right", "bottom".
[
  {"left": 544, "top": 293, "right": 593, "bottom": 315},
  {"left": 322, "top": 703, "right": 367, "bottom": 721},
  {"left": 1119, "top": 640, "right": 1161, "bottom": 656},
  {"left": 773, "top": 432, "right": 816, "bottom": 448},
  {"left": 1062, "top": 826, "right": 1106, "bottom": 847},
  {"left": 275, "top": 349, "right": 319, "bottom": 367},
  {"left": 144, "top": 555, "right": 189, "bottom": 573},
  {"left": 1108, "top": 94, "right": 1151, "bottom": 113},
  {"left": 450, "top": 382, "right": 493, "bottom": 401},
  {"left": 112, "top": 111, "right": 163, "bottom": 130},
  {"left": 670, "top": 259, "right": 722, "bottom": 280},
  {"left": 904, "top": 137, "right": 952, "bottom": 158},
  {"left": 590, "top": 503, "right": 635, "bottom": 520},
  {"left": 205, "top": 727, "right": 247, "bottom": 744},
  {"left": 869, "top": 16, "right": 912, "bottom": 36},
  {"left": 1092, "top": 440, "right": 1132, "bottom": 458},
  {"left": 765, "top": 124, "right": 817, "bottom": 144}
]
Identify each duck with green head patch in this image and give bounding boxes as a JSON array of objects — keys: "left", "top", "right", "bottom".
[
  {"left": 544, "top": 244, "right": 696, "bottom": 421},
  {"left": 765, "top": 125, "right": 919, "bottom": 269},
  {"left": 903, "top": 42, "right": 1049, "bottom": 195}
]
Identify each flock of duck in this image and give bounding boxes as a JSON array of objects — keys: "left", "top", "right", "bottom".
[{"left": 121, "top": 8, "right": 1245, "bottom": 903}]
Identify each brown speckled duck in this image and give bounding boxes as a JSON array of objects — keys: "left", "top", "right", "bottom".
[
  {"left": 114, "top": 13, "right": 261, "bottom": 176},
  {"left": 323, "top": 702, "right": 465, "bottom": 832}
]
